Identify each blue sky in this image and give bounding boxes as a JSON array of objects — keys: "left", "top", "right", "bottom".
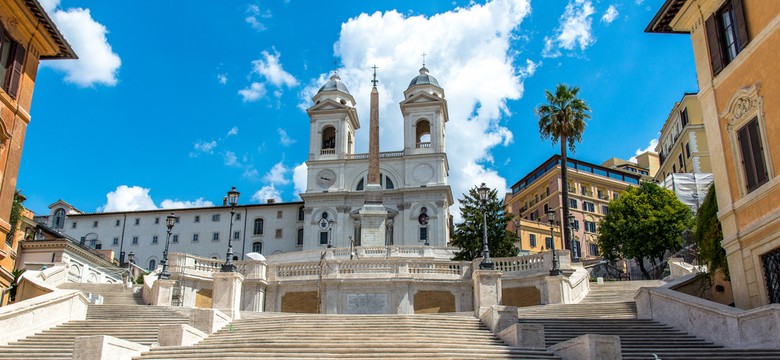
[{"left": 21, "top": 0, "right": 697, "bottom": 217}]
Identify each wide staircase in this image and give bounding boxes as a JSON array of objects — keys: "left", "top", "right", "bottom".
[
  {"left": 518, "top": 280, "right": 780, "bottom": 359},
  {"left": 0, "top": 304, "right": 190, "bottom": 360},
  {"left": 136, "top": 313, "right": 560, "bottom": 359},
  {"left": 57, "top": 282, "right": 145, "bottom": 305}
]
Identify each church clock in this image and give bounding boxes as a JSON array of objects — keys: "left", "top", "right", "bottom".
[{"left": 316, "top": 169, "right": 337, "bottom": 189}]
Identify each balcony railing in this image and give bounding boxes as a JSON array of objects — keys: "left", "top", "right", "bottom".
[
  {"left": 320, "top": 149, "right": 335, "bottom": 155},
  {"left": 416, "top": 142, "right": 431, "bottom": 149}
]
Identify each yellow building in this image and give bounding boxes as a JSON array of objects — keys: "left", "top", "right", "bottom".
[
  {"left": 653, "top": 93, "right": 713, "bottom": 181},
  {"left": 506, "top": 155, "right": 642, "bottom": 260},
  {"left": 0, "top": 0, "right": 76, "bottom": 303},
  {"left": 648, "top": 0, "right": 780, "bottom": 308},
  {"left": 508, "top": 217, "right": 562, "bottom": 256}
]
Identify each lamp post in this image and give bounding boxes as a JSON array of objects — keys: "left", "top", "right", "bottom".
[
  {"left": 513, "top": 219, "right": 523, "bottom": 255},
  {"left": 477, "top": 183, "right": 494, "bottom": 270},
  {"left": 128, "top": 252, "right": 135, "bottom": 265},
  {"left": 568, "top": 214, "right": 579, "bottom": 262},
  {"left": 221, "top": 186, "right": 240, "bottom": 272},
  {"left": 159, "top": 213, "right": 178, "bottom": 280},
  {"left": 547, "top": 210, "right": 561, "bottom": 275}
]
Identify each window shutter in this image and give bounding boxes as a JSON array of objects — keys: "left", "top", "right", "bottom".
[
  {"left": 732, "top": 0, "right": 749, "bottom": 51},
  {"left": 748, "top": 120, "right": 768, "bottom": 186},
  {"left": 705, "top": 15, "right": 724, "bottom": 75},
  {"left": 737, "top": 125, "right": 757, "bottom": 191},
  {"left": 7, "top": 42, "right": 25, "bottom": 99}
]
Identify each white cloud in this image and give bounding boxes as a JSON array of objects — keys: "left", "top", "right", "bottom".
[
  {"left": 602, "top": 5, "right": 619, "bottom": 24},
  {"left": 293, "top": 162, "right": 307, "bottom": 197},
  {"left": 99, "top": 185, "right": 157, "bottom": 212},
  {"left": 542, "top": 0, "right": 596, "bottom": 58},
  {"left": 252, "top": 50, "right": 299, "bottom": 87},
  {"left": 629, "top": 138, "right": 659, "bottom": 163},
  {"left": 245, "top": 4, "right": 271, "bottom": 31},
  {"left": 251, "top": 185, "right": 282, "bottom": 204},
  {"left": 39, "top": 0, "right": 60, "bottom": 12},
  {"left": 217, "top": 73, "right": 228, "bottom": 84},
  {"left": 42, "top": 6, "right": 121, "bottom": 87},
  {"left": 223, "top": 151, "right": 240, "bottom": 167},
  {"left": 278, "top": 128, "right": 296, "bottom": 146},
  {"left": 238, "top": 82, "right": 267, "bottom": 102},
  {"left": 263, "top": 161, "right": 290, "bottom": 185},
  {"left": 300, "top": 0, "right": 534, "bottom": 221},
  {"left": 192, "top": 140, "right": 217, "bottom": 156},
  {"left": 160, "top": 198, "right": 215, "bottom": 209},
  {"left": 226, "top": 127, "right": 239, "bottom": 137}
]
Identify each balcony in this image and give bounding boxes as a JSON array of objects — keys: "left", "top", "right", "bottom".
[
  {"left": 320, "top": 149, "right": 335, "bottom": 155},
  {"left": 416, "top": 142, "right": 431, "bottom": 149}
]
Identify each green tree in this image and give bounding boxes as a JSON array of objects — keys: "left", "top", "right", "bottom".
[
  {"left": 694, "top": 184, "right": 728, "bottom": 280},
  {"left": 598, "top": 182, "right": 692, "bottom": 279},
  {"left": 536, "top": 84, "right": 590, "bottom": 252},
  {"left": 452, "top": 185, "right": 518, "bottom": 261},
  {"left": 6, "top": 190, "right": 24, "bottom": 245}
]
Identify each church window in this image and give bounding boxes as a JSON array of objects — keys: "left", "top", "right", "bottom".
[
  {"left": 322, "top": 126, "right": 336, "bottom": 149},
  {"left": 320, "top": 231, "right": 328, "bottom": 245},
  {"left": 386, "top": 176, "right": 394, "bottom": 190},
  {"left": 148, "top": 259, "right": 156, "bottom": 271},
  {"left": 416, "top": 119, "right": 431, "bottom": 148},
  {"left": 297, "top": 228, "right": 304, "bottom": 246},
  {"left": 356, "top": 178, "right": 364, "bottom": 191},
  {"left": 252, "top": 241, "right": 262, "bottom": 253},
  {"left": 253, "top": 218, "right": 264, "bottom": 235},
  {"left": 53, "top": 209, "right": 66, "bottom": 229},
  {"left": 298, "top": 206, "right": 305, "bottom": 221},
  {"left": 419, "top": 227, "right": 428, "bottom": 241}
]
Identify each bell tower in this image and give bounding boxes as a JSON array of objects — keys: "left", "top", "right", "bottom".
[
  {"left": 401, "top": 66, "right": 448, "bottom": 155},
  {"left": 306, "top": 72, "right": 360, "bottom": 162}
]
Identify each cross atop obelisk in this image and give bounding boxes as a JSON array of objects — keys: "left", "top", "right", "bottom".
[{"left": 367, "top": 65, "right": 380, "bottom": 188}]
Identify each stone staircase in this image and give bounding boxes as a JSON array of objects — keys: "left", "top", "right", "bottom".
[
  {"left": 518, "top": 280, "right": 780, "bottom": 359},
  {"left": 136, "top": 313, "right": 561, "bottom": 359},
  {"left": 57, "top": 282, "right": 145, "bottom": 305},
  {"left": 0, "top": 304, "right": 190, "bottom": 360}
]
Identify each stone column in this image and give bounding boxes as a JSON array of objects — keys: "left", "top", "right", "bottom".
[
  {"left": 472, "top": 269, "right": 502, "bottom": 317},
  {"left": 212, "top": 272, "right": 244, "bottom": 319}
]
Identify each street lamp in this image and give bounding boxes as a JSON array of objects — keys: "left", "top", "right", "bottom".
[
  {"left": 513, "top": 219, "right": 523, "bottom": 255},
  {"left": 128, "top": 252, "right": 135, "bottom": 265},
  {"left": 159, "top": 213, "right": 178, "bottom": 280},
  {"left": 568, "top": 214, "right": 579, "bottom": 262},
  {"left": 477, "top": 183, "right": 494, "bottom": 270},
  {"left": 221, "top": 186, "right": 240, "bottom": 272},
  {"left": 547, "top": 210, "right": 561, "bottom": 275}
]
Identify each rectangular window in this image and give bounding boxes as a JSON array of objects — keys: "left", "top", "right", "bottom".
[
  {"left": 529, "top": 211, "right": 538, "bottom": 221},
  {"left": 297, "top": 228, "right": 304, "bottom": 246},
  {"left": 115, "top": 219, "right": 121, "bottom": 227},
  {"left": 253, "top": 219, "right": 264, "bottom": 235},
  {"left": 705, "top": 0, "right": 749, "bottom": 75},
  {"left": 738, "top": 118, "right": 769, "bottom": 193},
  {"left": 191, "top": 234, "right": 198, "bottom": 242},
  {"left": 572, "top": 220, "right": 580, "bottom": 231},
  {"left": 602, "top": 205, "right": 609, "bottom": 215},
  {"left": 154, "top": 217, "right": 160, "bottom": 224},
  {"left": 235, "top": 213, "right": 241, "bottom": 221},
  {"left": 275, "top": 229, "right": 283, "bottom": 238},
  {"left": 212, "top": 214, "right": 220, "bottom": 222},
  {"left": 298, "top": 207, "right": 305, "bottom": 221},
  {"left": 172, "top": 234, "right": 179, "bottom": 243},
  {"left": 194, "top": 215, "right": 200, "bottom": 223},
  {"left": 152, "top": 235, "right": 158, "bottom": 244},
  {"left": 543, "top": 203, "right": 549, "bottom": 213},
  {"left": 134, "top": 218, "right": 140, "bottom": 225},
  {"left": 583, "top": 202, "right": 595, "bottom": 212},
  {"left": 277, "top": 211, "right": 283, "bottom": 219},
  {"left": 419, "top": 227, "right": 428, "bottom": 241},
  {"left": 233, "top": 231, "right": 240, "bottom": 240},
  {"left": 112, "top": 237, "right": 119, "bottom": 245},
  {"left": 545, "top": 237, "right": 553, "bottom": 249},
  {"left": 585, "top": 221, "right": 597, "bottom": 233},
  {"left": 320, "top": 231, "right": 328, "bottom": 245},
  {"left": 569, "top": 199, "right": 578, "bottom": 209},
  {"left": 613, "top": 193, "right": 619, "bottom": 200},
  {"left": 679, "top": 153, "right": 684, "bottom": 169},
  {"left": 590, "top": 243, "right": 600, "bottom": 257},
  {"left": 72, "top": 222, "right": 77, "bottom": 229},
  {"left": 0, "top": 26, "right": 25, "bottom": 98},
  {"left": 680, "top": 107, "right": 689, "bottom": 127},
  {"left": 175, "top": 217, "right": 180, "bottom": 223},
  {"left": 673, "top": 164, "right": 677, "bottom": 173},
  {"left": 212, "top": 232, "right": 220, "bottom": 241},
  {"left": 132, "top": 236, "right": 139, "bottom": 245},
  {"left": 685, "top": 143, "right": 691, "bottom": 159},
  {"left": 529, "top": 234, "right": 537, "bottom": 248},
  {"left": 93, "top": 221, "right": 98, "bottom": 228}
]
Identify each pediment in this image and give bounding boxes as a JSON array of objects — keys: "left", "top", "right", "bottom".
[
  {"left": 307, "top": 99, "right": 349, "bottom": 112},
  {"left": 400, "top": 92, "right": 443, "bottom": 105}
]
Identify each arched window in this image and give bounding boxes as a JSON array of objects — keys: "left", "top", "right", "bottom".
[
  {"left": 53, "top": 208, "right": 66, "bottom": 229},
  {"left": 356, "top": 178, "right": 364, "bottom": 191},
  {"left": 252, "top": 242, "right": 262, "bottom": 253},
  {"left": 253, "top": 218, "right": 264, "bottom": 235},
  {"left": 385, "top": 176, "right": 394, "bottom": 190},
  {"left": 297, "top": 228, "right": 304, "bottom": 246},
  {"left": 416, "top": 119, "right": 431, "bottom": 148},
  {"left": 322, "top": 126, "right": 336, "bottom": 149},
  {"left": 148, "top": 259, "right": 157, "bottom": 271}
]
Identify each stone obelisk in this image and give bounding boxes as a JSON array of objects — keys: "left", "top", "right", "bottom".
[{"left": 359, "top": 65, "right": 388, "bottom": 246}]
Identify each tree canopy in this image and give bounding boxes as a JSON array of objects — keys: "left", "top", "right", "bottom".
[
  {"left": 694, "top": 184, "right": 728, "bottom": 280},
  {"left": 598, "top": 182, "right": 692, "bottom": 279},
  {"left": 451, "top": 185, "right": 518, "bottom": 261}
]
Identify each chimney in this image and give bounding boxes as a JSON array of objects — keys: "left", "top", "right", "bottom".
[
  {"left": 267, "top": 199, "right": 276, "bottom": 204},
  {"left": 223, "top": 196, "right": 228, "bottom": 206}
]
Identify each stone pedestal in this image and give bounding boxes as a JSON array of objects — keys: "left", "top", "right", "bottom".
[
  {"left": 549, "top": 334, "right": 623, "bottom": 360},
  {"left": 73, "top": 335, "right": 149, "bottom": 360},
  {"left": 498, "top": 323, "right": 546, "bottom": 348},
  {"left": 359, "top": 203, "right": 387, "bottom": 247},
  {"left": 212, "top": 272, "right": 244, "bottom": 320},
  {"left": 241, "top": 283, "right": 266, "bottom": 312},
  {"left": 473, "top": 270, "right": 502, "bottom": 316},
  {"left": 153, "top": 279, "right": 176, "bottom": 306}
]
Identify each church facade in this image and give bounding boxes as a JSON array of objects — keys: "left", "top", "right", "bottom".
[{"left": 36, "top": 67, "right": 454, "bottom": 269}]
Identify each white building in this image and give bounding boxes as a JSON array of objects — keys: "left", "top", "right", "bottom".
[{"left": 38, "top": 67, "right": 454, "bottom": 271}]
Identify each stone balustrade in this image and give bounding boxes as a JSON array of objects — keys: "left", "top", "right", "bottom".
[
  {"left": 268, "top": 258, "right": 472, "bottom": 282},
  {"left": 167, "top": 252, "right": 267, "bottom": 282},
  {"left": 267, "top": 246, "right": 460, "bottom": 263}
]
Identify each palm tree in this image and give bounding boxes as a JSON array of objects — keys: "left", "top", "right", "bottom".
[{"left": 536, "top": 84, "right": 590, "bottom": 256}]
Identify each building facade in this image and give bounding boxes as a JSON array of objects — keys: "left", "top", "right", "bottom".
[
  {"left": 0, "top": 0, "right": 76, "bottom": 300},
  {"left": 648, "top": 0, "right": 780, "bottom": 308},
  {"left": 654, "top": 93, "right": 712, "bottom": 181},
  {"left": 506, "top": 155, "right": 642, "bottom": 260},
  {"left": 35, "top": 67, "right": 454, "bottom": 272}
]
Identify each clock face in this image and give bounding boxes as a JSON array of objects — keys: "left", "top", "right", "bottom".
[{"left": 316, "top": 169, "right": 337, "bottom": 189}]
